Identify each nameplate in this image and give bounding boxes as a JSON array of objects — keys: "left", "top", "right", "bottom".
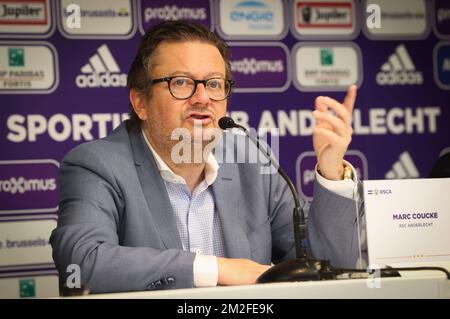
[{"left": 363, "top": 178, "right": 450, "bottom": 266}]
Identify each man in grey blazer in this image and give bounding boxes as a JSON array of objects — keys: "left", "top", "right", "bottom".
[{"left": 50, "top": 21, "right": 361, "bottom": 294}]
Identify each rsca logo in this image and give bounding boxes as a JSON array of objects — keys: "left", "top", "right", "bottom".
[
  {"left": 230, "top": 1, "right": 273, "bottom": 23},
  {"left": 367, "top": 189, "right": 392, "bottom": 196},
  {"left": 0, "top": 177, "right": 56, "bottom": 194},
  {"left": 230, "top": 58, "right": 284, "bottom": 75},
  {"left": 385, "top": 151, "right": 420, "bottom": 179},
  {"left": 75, "top": 44, "right": 127, "bottom": 88},
  {"left": 376, "top": 44, "right": 423, "bottom": 85}
]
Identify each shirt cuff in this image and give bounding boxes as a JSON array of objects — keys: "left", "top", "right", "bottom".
[
  {"left": 315, "top": 160, "right": 358, "bottom": 200},
  {"left": 193, "top": 254, "right": 218, "bottom": 287}
]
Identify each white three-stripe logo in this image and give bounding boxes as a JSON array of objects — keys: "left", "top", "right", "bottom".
[
  {"left": 81, "top": 44, "right": 120, "bottom": 73},
  {"left": 385, "top": 151, "right": 420, "bottom": 179},
  {"left": 381, "top": 44, "right": 416, "bottom": 72}
]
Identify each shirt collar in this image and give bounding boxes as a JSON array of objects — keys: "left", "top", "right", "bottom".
[{"left": 141, "top": 128, "right": 219, "bottom": 186}]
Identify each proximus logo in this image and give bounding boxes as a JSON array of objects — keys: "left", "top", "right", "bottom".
[
  {"left": 0, "top": 177, "right": 56, "bottom": 194},
  {"left": 230, "top": 58, "right": 284, "bottom": 75},
  {"left": 145, "top": 5, "right": 207, "bottom": 22}
]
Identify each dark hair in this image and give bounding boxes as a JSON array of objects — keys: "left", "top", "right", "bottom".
[{"left": 127, "top": 21, "right": 233, "bottom": 126}]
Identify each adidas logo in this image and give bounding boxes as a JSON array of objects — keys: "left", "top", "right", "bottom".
[
  {"left": 376, "top": 44, "right": 423, "bottom": 86},
  {"left": 385, "top": 151, "right": 420, "bottom": 179},
  {"left": 75, "top": 44, "right": 127, "bottom": 88}
]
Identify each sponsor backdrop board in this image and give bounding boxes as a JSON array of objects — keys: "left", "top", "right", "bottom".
[
  {"left": 0, "top": 0, "right": 449, "bottom": 295},
  {"left": 0, "top": 271, "right": 59, "bottom": 298}
]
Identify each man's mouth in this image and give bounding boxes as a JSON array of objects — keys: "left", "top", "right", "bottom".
[
  {"left": 190, "top": 114, "right": 211, "bottom": 120},
  {"left": 187, "top": 112, "right": 213, "bottom": 124}
]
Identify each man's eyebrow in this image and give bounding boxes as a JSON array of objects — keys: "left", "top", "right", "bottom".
[{"left": 166, "top": 71, "right": 226, "bottom": 78}]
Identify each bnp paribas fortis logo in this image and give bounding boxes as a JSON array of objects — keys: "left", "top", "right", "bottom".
[
  {"left": 8, "top": 48, "right": 25, "bottom": 67},
  {"left": 19, "top": 278, "right": 36, "bottom": 298},
  {"left": 320, "top": 48, "right": 333, "bottom": 66}
]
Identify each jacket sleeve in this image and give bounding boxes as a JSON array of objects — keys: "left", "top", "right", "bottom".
[
  {"left": 50, "top": 143, "right": 196, "bottom": 294},
  {"left": 307, "top": 179, "right": 367, "bottom": 269}
]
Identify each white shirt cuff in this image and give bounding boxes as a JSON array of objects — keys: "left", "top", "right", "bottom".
[
  {"left": 315, "top": 160, "right": 358, "bottom": 200},
  {"left": 193, "top": 254, "right": 218, "bottom": 287}
]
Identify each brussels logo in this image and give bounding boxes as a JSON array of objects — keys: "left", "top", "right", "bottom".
[
  {"left": 376, "top": 44, "right": 423, "bottom": 86},
  {"left": 75, "top": 44, "right": 127, "bottom": 88},
  {"left": 230, "top": 1, "right": 273, "bottom": 23}
]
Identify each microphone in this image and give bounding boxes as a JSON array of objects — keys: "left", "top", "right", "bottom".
[
  {"left": 219, "top": 116, "right": 450, "bottom": 283},
  {"left": 219, "top": 116, "right": 335, "bottom": 282}
]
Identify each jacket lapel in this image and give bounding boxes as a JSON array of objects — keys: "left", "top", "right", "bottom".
[
  {"left": 129, "top": 124, "right": 183, "bottom": 250},
  {"left": 211, "top": 163, "right": 251, "bottom": 259}
]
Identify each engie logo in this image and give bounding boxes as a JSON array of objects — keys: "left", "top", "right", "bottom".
[
  {"left": 75, "top": 44, "right": 127, "bottom": 88},
  {"left": 219, "top": 0, "right": 284, "bottom": 37},
  {"left": 230, "top": 1, "right": 273, "bottom": 22},
  {"left": 376, "top": 44, "right": 423, "bottom": 86},
  {"left": 0, "top": 160, "right": 59, "bottom": 214}
]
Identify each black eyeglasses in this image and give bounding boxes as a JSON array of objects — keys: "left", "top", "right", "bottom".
[{"left": 150, "top": 76, "right": 235, "bottom": 101}]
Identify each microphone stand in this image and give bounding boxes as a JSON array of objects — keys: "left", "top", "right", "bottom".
[
  {"left": 219, "top": 117, "right": 339, "bottom": 282},
  {"left": 220, "top": 117, "right": 450, "bottom": 283}
]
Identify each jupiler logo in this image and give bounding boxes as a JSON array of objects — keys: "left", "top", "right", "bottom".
[
  {"left": 75, "top": 44, "right": 127, "bottom": 88},
  {"left": 230, "top": 58, "right": 284, "bottom": 75},
  {"left": 376, "top": 44, "right": 423, "bottom": 86},
  {"left": 0, "top": 2, "right": 44, "bottom": 20},
  {"left": 144, "top": 5, "right": 206, "bottom": 22},
  {"left": 0, "top": 177, "right": 56, "bottom": 194}
]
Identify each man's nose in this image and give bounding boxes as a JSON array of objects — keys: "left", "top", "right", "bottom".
[{"left": 190, "top": 82, "right": 210, "bottom": 104}]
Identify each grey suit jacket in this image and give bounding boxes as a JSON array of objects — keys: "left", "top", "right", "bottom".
[{"left": 50, "top": 121, "right": 362, "bottom": 294}]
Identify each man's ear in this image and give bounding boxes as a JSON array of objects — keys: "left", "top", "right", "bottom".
[{"left": 129, "top": 89, "right": 148, "bottom": 120}]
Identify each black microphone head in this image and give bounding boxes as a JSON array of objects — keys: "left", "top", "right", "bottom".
[{"left": 218, "top": 116, "right": 236, "bottom": 130}]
